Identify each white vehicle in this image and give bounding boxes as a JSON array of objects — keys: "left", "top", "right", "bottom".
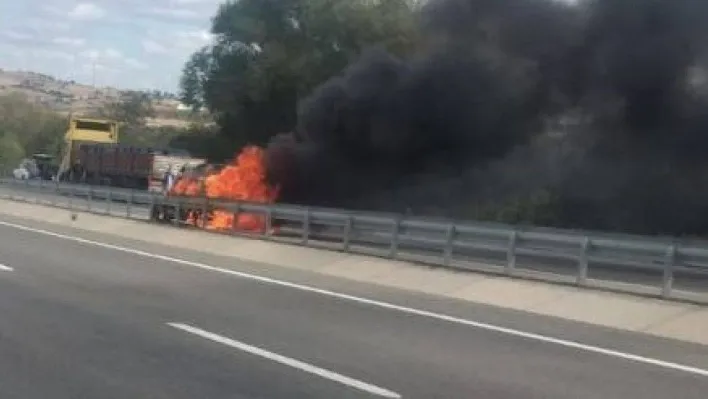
[
  {"left": 12, "top": 167, "right": 30, "bottom": 180},
  {"left": 12, "top": 155, "right": 57, "bottom": 181},
  {"left": 13, "top": 158, "right": 39, "bottom": 180}
]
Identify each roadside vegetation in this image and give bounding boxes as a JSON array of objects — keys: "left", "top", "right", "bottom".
[{"left": 0, "top": 93, "right": 65, "bottom": 169}]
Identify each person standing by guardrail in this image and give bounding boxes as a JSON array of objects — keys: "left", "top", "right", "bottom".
[{"left": 163, "top": 165, "right": 176, "bottom": 194}]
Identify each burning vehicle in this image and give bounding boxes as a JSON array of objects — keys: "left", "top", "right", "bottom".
[{"left": 149, "top": 146, "right": 279, "bottom": 234}]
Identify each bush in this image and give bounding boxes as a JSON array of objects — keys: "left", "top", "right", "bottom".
[{"left": 0, "top": 93, "right": 66, "bottom": 168}]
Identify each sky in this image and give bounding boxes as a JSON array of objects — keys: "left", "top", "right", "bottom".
[{"left": 0, "top": 0, "right": 222, "bottom": 92}]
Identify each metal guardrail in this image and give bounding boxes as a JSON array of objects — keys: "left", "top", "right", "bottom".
[{"left": 0, "top": 177, "right": 707, "bottom": 303}]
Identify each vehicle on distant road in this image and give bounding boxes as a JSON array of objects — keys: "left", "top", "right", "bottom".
[{"left": 12, "top": 154, "right": 57, "bottom": 181}]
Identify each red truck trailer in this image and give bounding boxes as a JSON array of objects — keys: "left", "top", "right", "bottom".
[{"left": 73, "top": 143, "right": 206, "bottom": 191}]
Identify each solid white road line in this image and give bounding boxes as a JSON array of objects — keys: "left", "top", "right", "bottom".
[
  {"left": 168, "top": 322, "right": 401, "bottom": 398},
  {"left": 1, "top": 220, "right": 707, "bottom": 379},
  {"left": 0, "top": 263, "right": 13, "bottom": 272}
]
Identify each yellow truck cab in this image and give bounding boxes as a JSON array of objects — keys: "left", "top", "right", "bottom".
[
  {"left": 65, "top": 117, "right": 119, "bottom": 143},
  {"left": 58, "top": 116, "right": 119, "bottom": 181}
]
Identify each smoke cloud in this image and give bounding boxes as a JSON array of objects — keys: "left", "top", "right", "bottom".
[{"left": 266, "top": 0, "right": 708, "bottom": 234}]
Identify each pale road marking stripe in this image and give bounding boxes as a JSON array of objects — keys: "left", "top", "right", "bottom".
[
  {"left": 1, "top": 220, "right": 707, "bottom": 379},
  {"left": 0, "top": 263, "right": 13, "bottom": 272},
  {"left": 169, "top": 322, "right": 401, "bottom": 398}
]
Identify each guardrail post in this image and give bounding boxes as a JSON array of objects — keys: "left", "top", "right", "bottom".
[
  {"left": 302, "top": 208, "right": 311, "bottom": 245},
  {"left": 443, "top": 224, "right": 456, "bottom": 267},
  {"left": 200, "top": 195, "right": 209, "bottom": 228},
  {"left": 231, "top": 201, "right": 241, "bottom": 232},
  {"left": 126, "top": 190, "right": 133, "bottom": 218},
  {"left": 175, "top": 198, "right": 184, "bottom": 226},
  {"left": 52, "top": 179, "right": 59, "bottom": 206},
  {"left": 7, "top": 177, "right": 15, "bottom": 201},
  {"left": 577, "top": 237, "right": 590, "bottom": 286},
  {"left": 106, "top": 187, "right": 112, "bottom": 215},
  {"left": 506, "top": 231, "right": 518, "bottom": 275},
  {"left": 6, "top": 175, "right": 11, "bottom": 195},
  {"left": 342, "top": 216, "right": 353, "bottom": 251},
  {"left": 264, "top": 207, "right": 273, "bottom": 239},
  {"left": 389, "top": 216, "right": 401, "bottom": 259},
  {"left": 68, "top": 185, "right": 74, "bottom": 210},
  {"left": 148, "top": 191, "right": 156, "bottom": 218},
  {"left": 40, "top": 179, "right": 47, "bottom": 203},
  {"left": 33, "top": 181, "right": 41, "bottom": 205},
  {"left": 662, "top": 244, "right": 677, "bottom": 298}
]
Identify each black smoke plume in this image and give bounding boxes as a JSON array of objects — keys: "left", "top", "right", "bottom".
[{"left": 266, "top": 0, "right": 708, "bottom": 235}]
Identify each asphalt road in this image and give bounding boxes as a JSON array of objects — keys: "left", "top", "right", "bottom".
[
  {"left": 1, "top": 180, "right": 706, "bottom": 296},
  {"left": 0, "top": 217, "right": 708, "bottom": 398}
]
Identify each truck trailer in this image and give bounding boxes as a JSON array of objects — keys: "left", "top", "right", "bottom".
[{"left": 71, "top": 142, "right": 207, "bottom": 191}]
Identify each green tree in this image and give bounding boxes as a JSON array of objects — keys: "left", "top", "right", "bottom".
[
  {"left": 180, "top": 48, "right": 212, "bottom": 112},
  {"left": 0, "top": 131, "right": 25, "bottom": 169},
  {"left": 0, "top": 93, "right": 67, "bottom": 164},
  {"left": 180, "top": 0, "right": 419, "bottom": 150}
]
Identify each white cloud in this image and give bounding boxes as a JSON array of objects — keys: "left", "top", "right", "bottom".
[
  {"left": 142, "top": 39, "right": 169, "bottom": 54},
  {"left": 80, "top": 61, "right": 115, "bottom": 73},
  {"left": 68, "top": 3, "right": 106, "bottom": 20},
  {"left": 41, "top": 5, "right": 64, "bottom": 17},
  {"left": 25, "top": 18, "right": 71, "bottom": 32},
  {"left": 175, "top": 29, "right": 214, "bottom": 48},
  {"left": 37, "top": 49, "right": 75, "bottom": 62},
  {"left": 145, "top": 7, "right": 201, "bottom": 20},
  {"left": 140, "top": 28, "right": 213, "bottom": 57},
  {"left": 172, "top": 0, "right": 212, "bottom": 4},
  {"left": 3, "top": 30, "right": 33, "bottom": 41},
  {"left": 76, "top": 47, "right": 146, "bottom": 73},
  {"left": 52, "top": 37, "right": 85, "bottom": 47},
  {"left": 124, "top": 58, "right": 148, "bottom": 69},
  {"left": 79, "top": 48, "right": 123, "bottom": 61},
  {"left": 104, "top": 48, "right": 122, "bottom": 59},
  {"left": 178, "top": 29, "right": 212, "bottom": 41},
  {"left": 79, "top": 49, "right": 100, "bottom": 60}
]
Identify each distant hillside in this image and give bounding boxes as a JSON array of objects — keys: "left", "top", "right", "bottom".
[{"left": 0, "top": 68, "right": 210, "bottom": 128}]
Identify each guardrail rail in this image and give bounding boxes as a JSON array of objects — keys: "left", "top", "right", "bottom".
[{"left": 0, "top": 176, "right": 706, "bottom": 303}]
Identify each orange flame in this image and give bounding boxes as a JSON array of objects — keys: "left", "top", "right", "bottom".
[{"left": 169, "top": 146, "right": 279, "bottom": 233}]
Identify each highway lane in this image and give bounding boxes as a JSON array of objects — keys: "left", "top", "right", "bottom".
[
  {"left": 1, "top": 180, "right": 706, "bottom": 295},
  {"left": 0, "top": 219, "right": 708, "bottom": 398}
]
